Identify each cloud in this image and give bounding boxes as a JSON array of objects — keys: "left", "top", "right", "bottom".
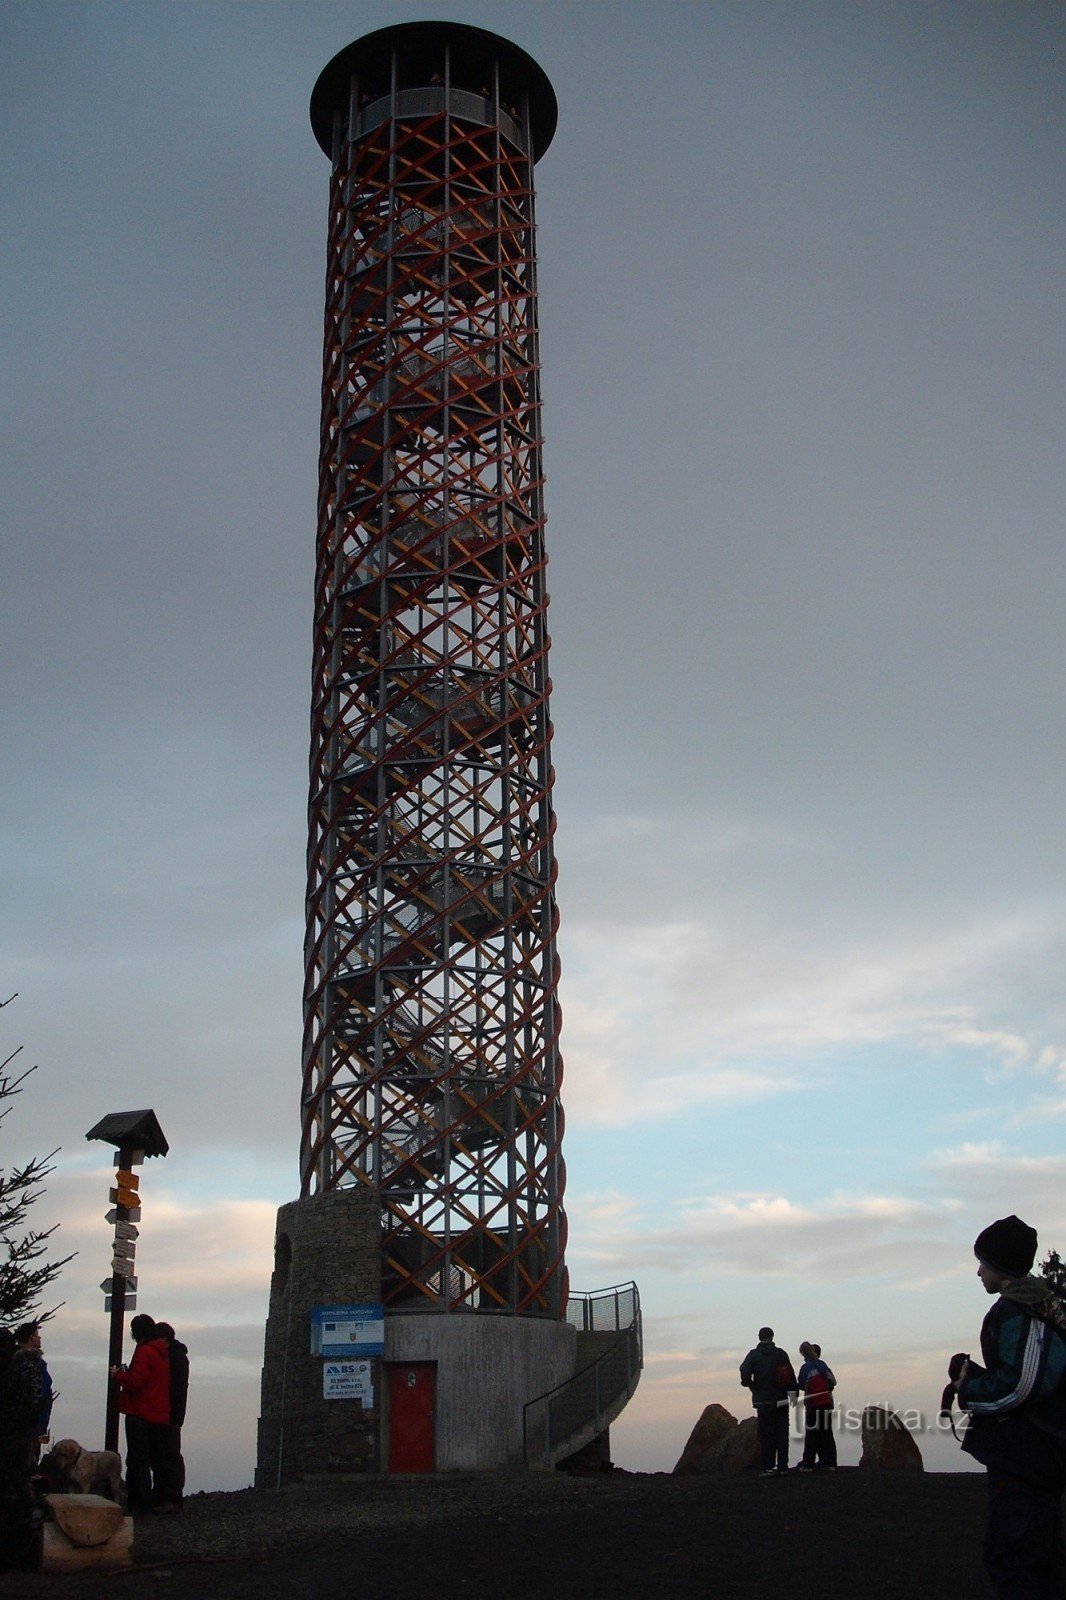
[
  {"left": 1014, "top": 1093, "right": 1066, "bottom": 1124},
  {"left": 926, "top": 1142, "right": 1066, "bottom": 1242},
  {"left": 558, "top": 830, "right": 1066, "bottom": 1127},
  {"left": 921, "top": 1020, "right": 1066, "bottom": 1082},
  {"left": 566, "top": 1184, "right": 956, "bottom": 1283}
]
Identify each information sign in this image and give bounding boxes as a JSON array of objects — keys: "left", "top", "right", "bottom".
[
  {"left": 323, "top": 1361, "right": 373, "bottom": 1405},
  {"left": 310, "top": 1303, "right": 385, "bottom": 1358}
]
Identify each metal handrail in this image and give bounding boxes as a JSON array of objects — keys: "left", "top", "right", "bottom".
[
  {"left": 523, "top": 1282, "right": 642, "bottom": 1468},
  {"left": 565, "top": 1281, "right": 641, "bottom": 1333}
]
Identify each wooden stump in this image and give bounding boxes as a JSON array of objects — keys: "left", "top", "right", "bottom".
[{"left": 42, "top": 1494, "right": 134, "bottom": 1572}]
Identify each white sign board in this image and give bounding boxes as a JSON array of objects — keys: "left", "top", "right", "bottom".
[{"left": 323, "top": 1361, "right": 373, "bottom": 1406}]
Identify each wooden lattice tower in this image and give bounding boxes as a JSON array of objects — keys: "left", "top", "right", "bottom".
[{"left": 302, "top": 23, "right": 567, "bottom": 1318}]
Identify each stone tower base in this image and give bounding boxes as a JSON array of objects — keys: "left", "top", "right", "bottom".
[
  {"left": 256, "top": 1192, "right": 576, "bottom": 1482},
  {"left": 256, "top": 1190, "right": 382, "bottom": 1486}
]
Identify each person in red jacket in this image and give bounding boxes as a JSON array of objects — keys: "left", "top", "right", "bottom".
[{"left": 111, "top": 1314, "right": 170, "bottom": 1515}]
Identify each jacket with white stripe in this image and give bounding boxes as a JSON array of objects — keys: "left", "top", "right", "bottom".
[{"left": 959, "top": 1291, "right": 1066, "bottom": 1485}]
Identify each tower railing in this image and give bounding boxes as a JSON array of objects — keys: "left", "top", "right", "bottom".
[
  {"left": 523, "top": 1282, "right": 643, "bottom": 1468},
  {"left": 565, "top": 1280, "right": 641, "bottom": 1334}
]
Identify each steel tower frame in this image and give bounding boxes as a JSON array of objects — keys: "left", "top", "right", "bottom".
[{"left": 302, "top": 24, "right": 567, "bottom": 1318}]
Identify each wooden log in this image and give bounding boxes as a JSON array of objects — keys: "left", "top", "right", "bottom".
[
  {"left": 42, "top": 1495, "right": 133, "bottom": 1572},
  {"left": 41, "top": 1518, "right": 134, "bottom": 1573},
  {"left": 46, "top": 1492, "right": 125, "bottom": 1546}
]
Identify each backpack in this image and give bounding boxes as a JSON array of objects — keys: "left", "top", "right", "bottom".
[
  {"left": 805, "top": 1369, "right": 833, "bottom": 1407},
  {"left": 773, "top": 1358, "right": 797, "bottom": 1392}
]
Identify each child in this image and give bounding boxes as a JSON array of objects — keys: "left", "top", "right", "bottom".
[{"left": 955, "top": 1214, "right": 1066, "bottom": 1600}]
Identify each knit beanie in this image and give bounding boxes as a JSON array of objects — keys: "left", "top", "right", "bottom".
[{"left": 973, "top": 1214, "right": 1038, "bottom": 1277}]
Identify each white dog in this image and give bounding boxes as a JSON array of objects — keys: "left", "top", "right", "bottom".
[{"left": 47, "top": 1439, "right": 123, "bottom": 1501}]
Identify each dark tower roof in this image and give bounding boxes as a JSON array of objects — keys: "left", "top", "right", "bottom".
[{"left": 309, "top": 20, "right": 558, "bottom": 163}]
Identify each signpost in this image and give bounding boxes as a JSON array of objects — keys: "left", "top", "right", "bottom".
[
  {"left": 85, "top": 1111, "right": 169, "bottom": 1452},
  {"left": 102, "top": 1150, "right": 143, "bottom": 1449}
]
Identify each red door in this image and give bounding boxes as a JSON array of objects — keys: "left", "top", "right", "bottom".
[{"left": 388, "top": 1361, "right": 436, "bottom": 1472}]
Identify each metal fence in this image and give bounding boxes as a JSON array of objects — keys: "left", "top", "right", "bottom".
[
  {"left": 565, "top": 1281, "right": 641, "bottom": 1335},
  {"left": 524, "top": 1282, "right": 642, "bottom": 1468}
]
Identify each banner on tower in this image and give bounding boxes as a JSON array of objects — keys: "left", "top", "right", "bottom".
[{"left": 310, "top": 1304, "right": 384, "bottom": 1358}]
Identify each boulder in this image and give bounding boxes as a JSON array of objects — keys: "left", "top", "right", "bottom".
[
  {"left": 711, "top": 1415, "right": 761, "bottom": 1474},
  {"left": 673, "top": 1404, "right": 739, "bottom": 1474},
  {"left": 859, "top": 1406, "right": 924, "bottom": 1471}
]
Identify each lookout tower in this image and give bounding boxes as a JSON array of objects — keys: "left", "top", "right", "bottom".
[{"left": 257, "top": 21, "right": 640, "bottom": 1482}]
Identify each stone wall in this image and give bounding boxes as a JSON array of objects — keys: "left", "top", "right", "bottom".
[{"left": 255, "top": 1190, "right": 382, "bottom": 1486}]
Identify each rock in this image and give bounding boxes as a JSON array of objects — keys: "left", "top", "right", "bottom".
[
  {"left": 711, "top": 1415, "right": 761, "bottom": 1474},
  {"left": 673, "top": 1404, "right": 739, "bottom": 1474},
  {"left": 672, "top": 1407, "right": 761, "bottom": 1475},
  {"left": 859, "top": 1406, "right": 924, "bottom": 1471}
]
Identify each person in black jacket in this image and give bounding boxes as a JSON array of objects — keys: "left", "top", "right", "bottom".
[
  {"left": 0, "top": 1328, "right": 39, "bottom": 1570},
  {"left": 153, "top": 1323, "right": 188, "bottom": 1512},
  {"left": 739, "top": 1326, "right": 798, "bottom": 1475},
  {"left": 955, "top": 1214, "right": 1066, "bottom": 1600},
  {"left": 12, "top": 1323, "right": 53, "bottom": 1467}
]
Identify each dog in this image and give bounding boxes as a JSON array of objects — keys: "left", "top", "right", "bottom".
[{"left": 41, "top": 1439, "right": 123, "bottom": 1502}]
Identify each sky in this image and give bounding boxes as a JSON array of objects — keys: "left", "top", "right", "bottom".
[{"left": 3, "top": 0, "right": 1065, "bottom": 1486}]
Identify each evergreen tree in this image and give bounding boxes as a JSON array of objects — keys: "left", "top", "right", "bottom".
[
  {"left": 1039, "top": 1248, "right": 1066, "bottom": 1301},
  {"left": 1, "top": 995, "right": 73, "bottom": 1324}
]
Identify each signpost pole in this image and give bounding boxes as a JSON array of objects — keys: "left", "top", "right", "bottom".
[
  {"left": 104, "top": 1143, "right": 136, "bottom": 1453},
  {"left": 104, "top": 1272, "right": 126, "bottom": 1452},
  {"left": 85, "top": 1109, "right": 168, "bottom": 1457}
]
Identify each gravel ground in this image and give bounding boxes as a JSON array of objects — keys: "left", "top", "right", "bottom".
[{"left": 3, "top": 1467, "right": 1004, "bottom": 1600}]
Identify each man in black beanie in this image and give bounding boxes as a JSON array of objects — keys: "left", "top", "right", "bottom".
[{"left": 953, "top": 1214, "right": 1066, "bottom": 1599}]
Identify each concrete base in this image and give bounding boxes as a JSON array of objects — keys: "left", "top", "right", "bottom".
[
  {"left": 385, "top": 1312, "right": 576, "bottom": 1469},
  {"left": 256, "top": 1190, "right": 577, "bottom": 1480}
]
